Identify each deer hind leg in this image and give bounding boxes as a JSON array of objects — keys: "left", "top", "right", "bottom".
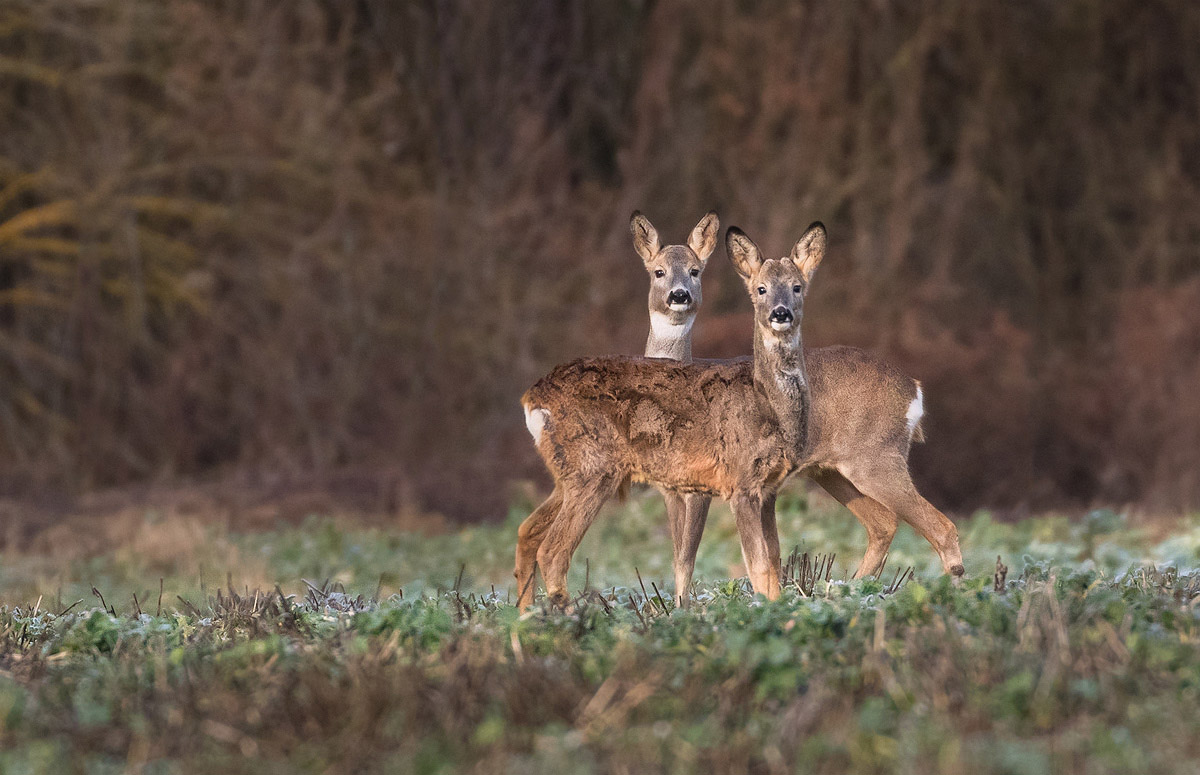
[
  {"left": 536, "top": 475, "right": 622, "bottom": 608},
  {"left": 671, "top": 492, "right": 711, "bottom": 608},
  {"left": 809, "top": 469, "right": 897, "bottom": 578},
  {"left": 845, "top": 459, "right": 965, "bottom": 578},
  {"left": 731, "top": 490, "right": 780, "bottom": 600},
  {"left": 515, "top": 487, "right": 563, "bottom": 609}
]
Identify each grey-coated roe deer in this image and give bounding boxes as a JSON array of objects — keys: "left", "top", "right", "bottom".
[
  {"left": 626, "top": 213, "right": 965, "bottom": 606},
  {"left": 516, "top": 223, "right": 828, "bottom": 609}
]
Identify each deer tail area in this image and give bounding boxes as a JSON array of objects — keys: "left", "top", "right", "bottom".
[{"left": 908, "top": 382, "right": 927, "bottom": 444}]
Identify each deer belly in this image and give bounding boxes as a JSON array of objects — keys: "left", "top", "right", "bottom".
[{"left": 631, "top": 452, "right": 732, "bottom": 498}]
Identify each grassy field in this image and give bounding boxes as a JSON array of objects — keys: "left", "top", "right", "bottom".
[{"left": 1, "top": 487, "right": 1198, "bottom": 773}]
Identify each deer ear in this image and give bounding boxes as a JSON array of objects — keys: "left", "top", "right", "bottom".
[
  {"left": 630, "top": 211, "right": 661, "bottom": 264},
  {"left": 726, "top": 226, "right": 763, "bottom": 281},
  {"left": 687, "top": 211, "right": 719, "bottom": 264},
  {"left": 789, "top": 221, "right": 826, "bottom": 283}
]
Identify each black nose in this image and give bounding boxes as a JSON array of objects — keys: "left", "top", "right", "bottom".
[
  {"left": 668, "top": 289, "right": 692, "bottom": 305},
  {"left": 769, "top": 306, "right": 793, "bottom": 323}
]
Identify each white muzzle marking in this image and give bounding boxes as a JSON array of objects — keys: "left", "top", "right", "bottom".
[{"left": 769, "top": 320, "right": 793, "bottom": 332}]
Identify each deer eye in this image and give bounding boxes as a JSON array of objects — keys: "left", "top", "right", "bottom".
[
  {"left": 757, "top": 286, "right": 766, "bottom": 295},
  {"left": 654, "top": 269, "right": 665, "bottom": 278},
  {"left": 793, "top": 284, "right": 802, "bottom": 293},
  {"left": 689, "top": 268, "right": 700, "bottom": 277}
]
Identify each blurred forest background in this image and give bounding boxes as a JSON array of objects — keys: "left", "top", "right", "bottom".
[{"left": 1, "top": 0, "right": 1199, "bottom": 525}]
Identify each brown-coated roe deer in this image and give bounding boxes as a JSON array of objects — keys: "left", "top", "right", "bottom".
[
  {"left": 515, "top": 223, "right": 827, "bottom": 609},
  {"left": 628, "top": 213, "right": 965, "bottom": 606}
]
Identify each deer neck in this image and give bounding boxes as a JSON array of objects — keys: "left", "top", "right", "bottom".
[
  {"left": 752, "top": 324, "right": 810, "bottom": 450},
  {"left": 645, "top": 312, "right": 694, "bottom": 363}
]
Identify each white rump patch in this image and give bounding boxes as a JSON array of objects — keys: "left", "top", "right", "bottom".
[
  {"left": 650, "top": 311, "right": 694, "bottom": 341},
  {"left": 906, "top": 386, "right": 924, "bottom": 437},
  {"left": 524, "top": 406, "right": 549, "bottom": 445}
]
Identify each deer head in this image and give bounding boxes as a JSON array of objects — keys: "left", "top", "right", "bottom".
[
  {"left": 726, "top": 222, "right": 825, "bottom": 344},
  {"left": 631, "top": 210, "right": 719, "bottom": 327}
]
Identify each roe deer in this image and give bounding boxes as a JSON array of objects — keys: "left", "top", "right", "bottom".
[
  {"left": 515, "top": 223, "right": 827, "bottom": 609},
  {"left": 627, "top": 212, "right": 965, "bottom": 605}
]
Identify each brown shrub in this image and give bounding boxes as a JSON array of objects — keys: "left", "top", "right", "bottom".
[{"left": 0, "top": 0, "right": 1198, "bottom": 518}]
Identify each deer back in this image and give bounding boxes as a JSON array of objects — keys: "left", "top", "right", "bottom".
[
  {"left": 522, "top": 356, "right": 798, "bottom": 497},
  {"left": 803, "top": 346, "right": 925, "bottom": 467}
]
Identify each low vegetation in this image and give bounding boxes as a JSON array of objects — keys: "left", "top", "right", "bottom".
[{"left": 0, "top": 490, "right": 1198, "bottom": 772}]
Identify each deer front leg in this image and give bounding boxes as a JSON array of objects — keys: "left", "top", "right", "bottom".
[
  {"left": 731, "top": 490, "right": 780, "bottom": 600},
  {"left": 759, "top": 491, "right": 781, "bottom": 583},
  {"left": 661, "top": 487, "right": 686, "bottom": 556},
  {"left": 672, "top": 492, "right": 711, "bottom": 608}
]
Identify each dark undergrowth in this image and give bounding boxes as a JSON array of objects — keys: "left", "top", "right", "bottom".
[{"left": 3, "top": 1, "right": 1200, "bottom": 517}]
